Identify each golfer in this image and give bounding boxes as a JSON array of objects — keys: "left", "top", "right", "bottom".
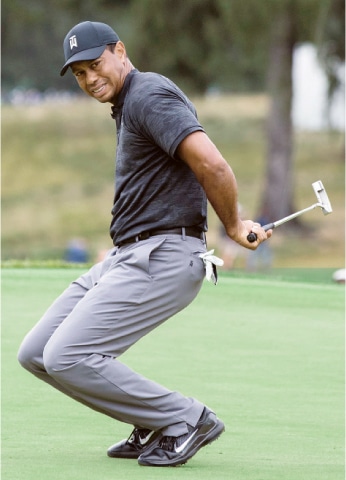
[{"left": 18, "top": 21, "right": 271, "bottom": 467}]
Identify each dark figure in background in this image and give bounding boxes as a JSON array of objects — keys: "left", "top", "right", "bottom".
[{"left": 65, "top": 238, "right": 89, "bottom": 264}]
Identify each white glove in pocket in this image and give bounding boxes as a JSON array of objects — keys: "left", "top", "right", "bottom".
[{"left": 199, "top": 249, "right": 224, "bottom": 285}]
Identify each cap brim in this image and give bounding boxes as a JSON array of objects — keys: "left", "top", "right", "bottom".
[{"left": 60, "top": 45, "right": 107, "bottom": 76}]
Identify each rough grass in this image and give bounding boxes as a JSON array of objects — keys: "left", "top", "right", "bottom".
[{"left": 2, "top": 95, "right": 344, "bottom": 266}]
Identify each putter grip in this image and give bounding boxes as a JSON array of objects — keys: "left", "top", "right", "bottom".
[{"left": 247, "top": 223, "right": 274, "bottom": 243}]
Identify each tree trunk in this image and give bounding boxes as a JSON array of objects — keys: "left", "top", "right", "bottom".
[{"left": 259, "top": 3, "right": 298, "bottom": 226}]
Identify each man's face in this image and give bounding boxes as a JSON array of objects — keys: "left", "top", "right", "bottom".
[{"left": 71, "top": 44, "right": 126, "bottom": 104}]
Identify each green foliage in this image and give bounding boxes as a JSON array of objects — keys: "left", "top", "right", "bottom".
[
  {"left": 316, "top": 0, "right": 345, "bottom": 97},
  {"left": 128, "top": 0, "right": 268, "bottom": 92},
  {"left": 1, "top": 0, "right": 131, "bottom": 91},
  {"left": 1, "top": 0, "right": 343, "bottom": 94}
]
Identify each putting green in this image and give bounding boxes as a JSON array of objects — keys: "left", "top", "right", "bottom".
[{"left": 2, "top": 268, "right": 344, "bottom": 479}]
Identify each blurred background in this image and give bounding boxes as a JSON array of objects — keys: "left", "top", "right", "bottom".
[{"left": 2, "top": 0, "right": 345, "bottom": 269}]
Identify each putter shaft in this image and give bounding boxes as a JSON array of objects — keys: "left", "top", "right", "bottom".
[{"left": 262, "top": 203, "right": 321, "bottom": 231}]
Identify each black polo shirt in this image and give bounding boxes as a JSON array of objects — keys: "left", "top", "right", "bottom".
[{"left": 110, "top": 69, "right": 207, "bottom": 245}]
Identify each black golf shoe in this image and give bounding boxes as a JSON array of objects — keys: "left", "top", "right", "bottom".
[
  {"left": 137, "top": 407, "right": 225, "bottom": 467},
  {"left": 107, "top": 428, "right": 160, "bottom": 459}
]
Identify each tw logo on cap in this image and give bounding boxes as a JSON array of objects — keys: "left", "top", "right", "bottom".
[{"left": 69, "top": 35, "right": 78, "bottom": 50}]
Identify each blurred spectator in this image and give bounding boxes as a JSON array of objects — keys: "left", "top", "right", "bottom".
[
  {"left": 218, "top": 224, "right": 244, "bottom": 269},
  {"left": 246, "top": 214, "right": 273, "bottom": 272},
  {"left": 218, "top": 203, "right": 245, "bottom": 269},
  {"left": 65, "top": 238, "right": 89, "bottom": 264}
]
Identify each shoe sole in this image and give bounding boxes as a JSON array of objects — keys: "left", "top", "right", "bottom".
[
  {"left": 138, "top": 414, "right": 225, "bottom": 467},
  {"left": 107, "top": 451, "right": 140, "bottom": 459}
]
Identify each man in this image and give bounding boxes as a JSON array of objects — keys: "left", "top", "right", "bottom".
[{"left": 18, "top": 21, "right": 271, "bottom": 467}]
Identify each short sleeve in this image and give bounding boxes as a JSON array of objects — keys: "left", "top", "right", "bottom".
[{"left": 125, "top": 75, "right": 204, "bottom": 159}]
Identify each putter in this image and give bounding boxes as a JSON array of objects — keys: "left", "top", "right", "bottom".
[{"left": 247, "top": 180, "right": 333, "bottom": 243}]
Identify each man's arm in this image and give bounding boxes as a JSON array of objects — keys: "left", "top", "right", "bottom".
[{"left": 176, "top": 131, "right": 271, "bottom": 249}]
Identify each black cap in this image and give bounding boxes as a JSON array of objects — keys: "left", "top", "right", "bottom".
[{"left": 60, "top": 21, "right": 120, "bottom": 76}]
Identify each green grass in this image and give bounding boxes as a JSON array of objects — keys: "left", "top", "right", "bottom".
[{"left": 2, "top": 268, "right": 344, "bottom": 479}]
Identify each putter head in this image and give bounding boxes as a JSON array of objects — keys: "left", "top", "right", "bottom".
[{"left": 312, "top": 180, "right": 333, "bottom": 215}]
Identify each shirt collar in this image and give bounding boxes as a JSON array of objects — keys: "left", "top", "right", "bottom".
[{"left": 111, "top": 68, "right": 138, "bottom": 118}]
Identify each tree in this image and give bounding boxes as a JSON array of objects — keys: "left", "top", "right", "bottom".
[
  {"left": 1, "top": 0, "right": 132, "bottom": 92},
  {"left": 131, "top": 0, "right": 340, "bottom": 227},
  {"left": 317, "top": 0, "right": 345, "bottom": 107},
  {"left": 259, "top": 0, "right": 344, "bottom": 226},
  {"left": 128, "top": 0, "right": 268, "bottom": 93},
  {"left": 260, "top": 3, "right": 296, "bottom": 224}
]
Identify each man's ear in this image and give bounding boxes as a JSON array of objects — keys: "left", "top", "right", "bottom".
[{"left": 114, "top": 41, "right": 126, "bottom": 59}]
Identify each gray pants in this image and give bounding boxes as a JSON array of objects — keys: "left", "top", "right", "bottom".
[{"left": 18, "top": 234, "right": 207, "bottom": 437}]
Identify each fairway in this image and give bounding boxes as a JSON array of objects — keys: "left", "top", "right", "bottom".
[{"left": 2, "top": 268, "right": 344, "bottom": 480}]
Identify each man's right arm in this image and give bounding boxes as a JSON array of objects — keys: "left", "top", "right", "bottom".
[{"left": 176, "top": 131, "right": 272, "bottom": 249}]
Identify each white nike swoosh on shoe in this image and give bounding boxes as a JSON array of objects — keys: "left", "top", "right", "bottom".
[
  {"left": 174, "top": 430, "right": 198, "bottom": 453},
  {"left": 139, "top": 431, "right": 156, "bottom": 446}
]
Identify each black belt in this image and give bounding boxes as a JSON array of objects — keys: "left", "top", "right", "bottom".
[{"left": 116, "top": 227, "right": 205, "bottom": 247}]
